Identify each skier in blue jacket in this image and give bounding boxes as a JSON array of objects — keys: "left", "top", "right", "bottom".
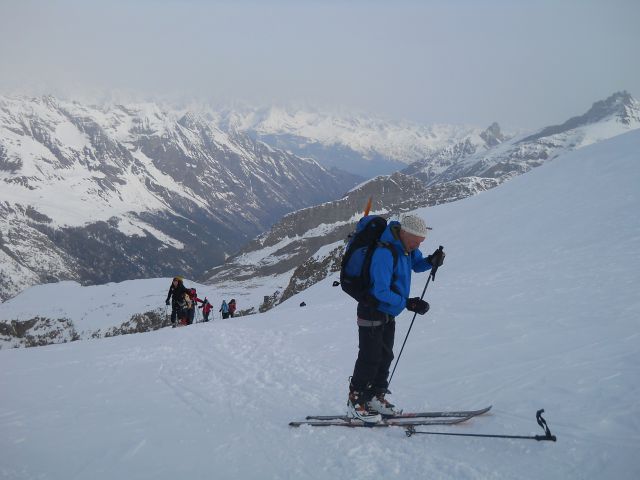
[
  {"left": 347, "top": 214, "right": 445, "bottom": 423},
  {"left": 219, "top": 300, "right": 230, "bottom": 319}
]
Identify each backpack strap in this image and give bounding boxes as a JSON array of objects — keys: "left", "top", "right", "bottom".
[
  {"left": 367, "top": 241, "right": 400, "bottom": 306},
  {"left": 379, "top": 241, "right": 398, "bottom": 269}
]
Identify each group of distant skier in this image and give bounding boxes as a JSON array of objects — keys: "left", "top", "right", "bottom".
[
  {"left": 165, "top": 276, "right": 237, "bottom": 328},
  {"left": 164, "top": 209, "right": 449, "bottom": 424}
]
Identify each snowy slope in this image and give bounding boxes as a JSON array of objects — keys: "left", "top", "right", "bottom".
[
  {"left": 0, "top": 96, "right": 359, "bottom": 301},
  {"left": 0, "top": 275, "right": 285, "bottom": 348},
  {"left": 199, "top": 92, "right": 639, "bottom": 310},
  {"left": 0, "top": 130, "right": 639, "bottom": 479}
]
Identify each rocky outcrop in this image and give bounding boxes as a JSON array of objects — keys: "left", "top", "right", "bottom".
[
  {"left": 0, "top": 317, "right": 79, "bottom": 348},
  {"left": 0, "top": 309, "right": 169, "bottom": 349}
]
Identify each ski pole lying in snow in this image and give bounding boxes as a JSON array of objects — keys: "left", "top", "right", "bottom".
[{"left": 405, "top": 409, "right": 557, "bottom": 442}]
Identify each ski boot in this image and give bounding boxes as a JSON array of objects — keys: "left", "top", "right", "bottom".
[
  {"left": 347, "top": 389, "right": 382, "bottom": 424},
  {"left": 366, "top": 392, "right": 401, "bottom": 417}
]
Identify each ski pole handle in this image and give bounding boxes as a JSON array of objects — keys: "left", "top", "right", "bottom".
[{"left": 429, "top": 246, "right": 444, "bottom": 280}]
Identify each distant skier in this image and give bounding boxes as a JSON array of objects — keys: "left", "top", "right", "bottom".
[
  {"left": 219, "top": 300, "right": 230, "bottom": 319},
  {"left": 228, "top": 299, "right": 237, "bottom": 318},
  {"left": 346, "top": 214, "right": 444, "bottom": 423},
  {"left": 187, "top": 288, "right": 203, "bottom": 325},
  {"left": 199, "top": 297, "right": 213, "bottom": 322},
  {"left": 165, "top": 276, "right": 188, "bottom": 328}
]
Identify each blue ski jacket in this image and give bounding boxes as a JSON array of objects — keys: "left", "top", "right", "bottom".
[
  {"left": 367, "top": 221, "right": 432, "bottom": 317},
  {"left": 219, "top": 301, "right": 229, "bottom": 314}
]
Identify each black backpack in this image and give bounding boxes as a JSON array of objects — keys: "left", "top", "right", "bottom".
[{"left": 340, "top": 215, "right": 398, "bottom": 305}]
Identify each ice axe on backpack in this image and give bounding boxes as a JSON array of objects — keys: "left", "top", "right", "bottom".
[
  {"left": 363, "top": 196, "right": 373, "bottom": 216},
  {"left": 388, "top": 245, "right": 444, "bottom": 387}
]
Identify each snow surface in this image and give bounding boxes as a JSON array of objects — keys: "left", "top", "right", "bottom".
[
  {"left": 0, "top": 274, "right": 288, "bottom": 343},
  {"left": 1, "top": 130, "right": 639, "bottom": 479},
  {"left": 0, "top": 279, "right": 210, "bottom": 335}
]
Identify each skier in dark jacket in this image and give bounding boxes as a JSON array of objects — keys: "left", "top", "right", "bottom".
[
  {"left": 228, "top": 299, "right": 237, "bottom": 318},
  {"left": 165, "top": 276, "right": 189, "bottom": 328},
  {"left": 186, "top": 288, "right": 203, "bottom": 325},
  {"left": 347, "top": 214, "right": 444, "bottom": 423}
]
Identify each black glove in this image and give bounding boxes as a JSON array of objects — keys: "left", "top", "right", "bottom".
[
  {"left": 406, "top": 297, "right": 430, "bottom": 315},
  {"left": 427, "top": 247, "right": 445, "bottom": 267},
  {"left": 165, "top": 299, "right": 170, "bottom": 306}
]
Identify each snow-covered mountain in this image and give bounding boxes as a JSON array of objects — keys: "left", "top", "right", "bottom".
[
  {"left": 212, "top": 105, "right": 482, "bottom": 176},
  {"left": 1, "top": 129, "right": 638, "bottom": 479},
  {"left": 401, "top": 121, "right": 509, "bottom": 185},
  {"left": 404, "top": 91, "right": 640, "bottom": 186},
  {"left": 0, "top": 96, "right": 360, "bottom": 301},
  {"left": 201, "top": 92, "right": 640, "bottom": 311},
  {"left": 2, "top": 92, "right": 637, "bottom": 306}
]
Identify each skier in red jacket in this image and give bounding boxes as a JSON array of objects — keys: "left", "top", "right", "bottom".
[
  {"left": 187, "top": 288, "right": 203, "bottom": 324},
  {"left": 228, "top": 299, "right": 237, "bottom": 318},
  {"left": 199, "top": 297, "right": 213, "bottom": 322}
]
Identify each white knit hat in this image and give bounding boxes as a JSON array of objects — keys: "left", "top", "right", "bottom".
[{"left": 400, "top": 214, "right": 431, "bottom": 237}]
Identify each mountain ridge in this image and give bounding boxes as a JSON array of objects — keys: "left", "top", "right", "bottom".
[
  {"left": 204, "top": 92, "right": 639, "bottom": 313},
  {"left": 211, "top": 105, "right": 485, "bottom": 176},
  {"left": 0, "top": 96, "right": 360, "bottom": 301}
]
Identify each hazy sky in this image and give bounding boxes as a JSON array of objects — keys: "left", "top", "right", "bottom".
[{"left": 1, "top": 0, "right": 639, "bottom": 129}]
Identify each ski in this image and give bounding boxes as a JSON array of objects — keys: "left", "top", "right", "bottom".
[
  {"left": 305, "top": 405, "right": 492, "bottom": 421},
  {"left": 289, "top": 414, "right": 474, "bottom": 428}
]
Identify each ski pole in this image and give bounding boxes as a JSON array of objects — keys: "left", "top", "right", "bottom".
[
  {"left": 388, "top": 246, "right": 443, "bottom": 387},
  {"left": 406, "top": 409, "right": 557, "bottom": 442}
]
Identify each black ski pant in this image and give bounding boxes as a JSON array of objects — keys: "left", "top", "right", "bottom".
[
  {"left": 170, "top": 304, "right": 184, "bottom": 324},
  {"left": 351, "top": 320, "right": 395, "bottom": 402}
]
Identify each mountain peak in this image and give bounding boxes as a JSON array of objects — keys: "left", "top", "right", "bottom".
[
  {"left": 480, "top": 122, "right": 506, "bottom": 147},
  {"left": 584, "top": 91, "right": 638, "bottom": 125},
  {"left": 519, "top": 91, "right": 639, "bottom": 144}
]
